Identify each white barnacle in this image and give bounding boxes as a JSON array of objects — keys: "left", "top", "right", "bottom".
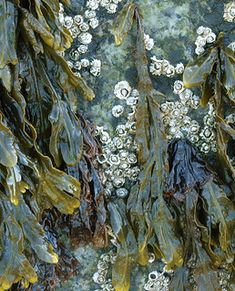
[
  {"left": 228, "top": 41, "right": 235, "bottom": 51},
  {"left": 119, "top": 150, "right": 129, "bottom": 160},
  {"left": 64, "top": 16, "right": 73, "bottom": 29},
  {"left": 206, "top": 32, "right": 216, "bottom": 44},
  {"left": 116, "top": 124, "right": 127, "bottom": 136},
  {"left": 108, "top": 154, "right": 120, "bottom": 166},
  {"left": 149, "top": 56, "right": 163, "bottom": 76},
  {"left": 164, "top": 64, "right": 175, "bottom": 77},
  {"left": 74, "top": 14, "right": 83, "bottom": 25},
  {"left": 196, "top": 26, "right": 206, "bottom": 35},
  {"left": 203, "top": 27, "right": 212, "bottom": 36},
  {"left": 78, "top": 44, "right": 88, "bottom": 54},
  {"left": 59, "top": 3, "right": 64, "bottom": 13},
  {"left": 58, "top": 13, "right": 65, "bottom": 25},
  {"left": 190, "top": 95, "right": 200, "bottom": 109},
  {"left": 224, "top": 2, "right": 235, "bottom": 22},
  {"left": 113, "top": 136, "right": 124, "bottom": 149},
  {"left": 92, "top": 272, "right": 106, "bottom": 284},
  {"left": 100, "top": 131, "right": 111, "bottom": 144},
  {"left": 179, "top": 88, "right": 193, "bottom": 103},
  {"left": 74, "top": 61, "right": 82, "bottom": 70},
  {"left": 79, "top": 22, "right": 90, "bottom": 32},
  {"left": 86, "top": 0, "right": 99, "bottom": 10},
  {"left": 195, "top": 46, "right": 205, "bottom": 55},
  {"left": 144, "top": 34, "right": 154, "bottom": 51},
  {"left": 69, "top": 25, "right": 80, "bottom": 38},
  {"left": 126, "top": 96, "right": 138, "bottom": 106},
  {"left": 173, "top": 80, "right": 185, "bottom": 94},
  {"left": 100, "top": 0, "right": 111, "bottom": 6},
  {"left": 107, "top": 3, "right": 117, "bottom": 14},
  {"left": 90, "top": 59, "right": 101, "bottom": 76},
  {"left": 160, "top": 102, "right": 170, "bottom": 113},
  {"left": 114, "top": 81, "right": 132, "bottom": 100},
  {"left": 80, "top": 58, "right": 90, "bottom": 67},
  {"left": 200, "top": 142, "right": 210, "bottom": 154},
  {"left": 89, "top": 17, "right": 99, "bottom": 29},
  {"left": 189, "top": 121, "right": 200, "bottom": 134},
  {"left": 175, "top": 63, "right": 184, "bottom": 74},
  {"left": 113, "top": 177, "right": 125, "bottom": 187},
  {"left": 195, "top": 35, "right": 207, "bottom": 47},
  {"left": 69, "top": 49, "right": 80, "bottom": 61},
  {"left": 78, "top": 32, "right": 93, "bottom": 45},
  {"left": 97, "top": 154, "right": 107, "bottom": 164},
  {"left": 84, "top": 10, "right": 96, "bottom": 19},
  {"left": 116, "top": 187, "right": 128, "bottom": 198},
  {"left": 128, "top": 153, "right": 137, "bottom": 164}
]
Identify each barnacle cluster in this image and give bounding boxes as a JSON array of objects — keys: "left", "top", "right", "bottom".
[
  {"left": 87, "top": 0, "right": 123, "bottom": 14},
  {"left": 92, "top": 250, "right": 116, "bottom": 290},
  {"left": 149, "top": 57, "right": 184, "bottom": 77},
  {"left": 95, "top": 81, "right": 139, "bottom": 198},
  {"left": 160, "top": 80, "right": 216, "bottom": 153},
  {"left": 144, "top": 270, "right": 172, "bottom": 291},
  {"left": 58, "top": 0, "right": 123, "bottom": 77},
  {"left": 223, "top": 1, "right": 235, "bottom": 22},
  {"left": 194, "top": 26, "right": 216, "bottom": 55}
]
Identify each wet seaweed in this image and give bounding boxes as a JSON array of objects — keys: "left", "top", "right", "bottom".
[
  {"left": 0, "top": 0, "right": 105, "bottom": 289},
  {"left": 110, "top": 3, "right": 235, "bottom": 291}
]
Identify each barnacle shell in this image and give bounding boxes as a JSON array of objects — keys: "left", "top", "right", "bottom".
[
  {"left": 116, "top": 124, "right": 126, "bottom": 136},
  {"left": 86, "top": 0, "right": 99, "bottom": 10},
  {"left": 175, "top": 63, "right": 184, "bottom": 74},
  {"left": 173, "top": 80, "right": 185, "bottom": 94},
  {"left": 107, "top": 3, "right": 118, "bottom": 14},
  {"left": 80, "top": 58, "right": 90, "bottom": 67},
  {"left": 197, "top": 26, "right": 206, "bottom": 35},
  {"left": 119, "top": 150, "right": 128, "bottom": 160},
  {"left": 108, "top": 154, "right": 120, "bottom": 165},
  {"left": 149, "top": 57, "right": 163, "bottom": 76},
  {"left": 113, "top": 136, "right": 124, "bottom": 149},
  {"left": 144, "top": 34, "right": 154, "bottom": 51},
  {"left": 70, "top": 26, "right": 80, "bottom": 38},
  {"left": 64, "top": 16, "right": 73, "bottom": 29},
  {"left": 228, "top": 41, "right": 235, "bottom": 51},
  {"left": 195, "top": 46, "right": 205, "bottom": 55},
  {"left": 84, "top": 10, "right": 96, "bottom": 19},
  {"left": 79, "top": 22, "right": 90, "bottom": 32},
  {"left": 90, "top": 59, "right": 101, "bottom": 76},
  {"left": 164, "top": 64, "right": 175, "bottom": 77},
  {"left": 78, "top": 45, "right": 88, "bottom": 54},
  {"left": 113, "top": 177, "right": 125, "bottom": 187},
  {"left": 116, "top": 187, "right": 128, "bottom": 198},
  {"left": 114, "top": 81, "right": 132, "bottom": 100},
  {"left": 128, "top": 153, "right": 137, "bottom": 164},
  {"left": 100, "top": 131, "right": 111, "bottom": 144},
  {"left": 112, "top": 105, "right": 124, "bottom": 117},
  {"left": 79, "top": 32, "right": 93, "bottom": 44},
  {"left": 74, "top": 15, "right": 84, "bottom": 25},
  {"left": 69, "top": 49, "right": 80, "bottom": 61},
  {"left": 89, "top": 18, "right": 99, "bottom": 29},
  {"left": 206, "top": 32, "right": 216, "bottom": 44}
]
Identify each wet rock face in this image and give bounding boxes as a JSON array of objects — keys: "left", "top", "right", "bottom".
[{"left": 55, "top": 1, "right": 234, "bottom": 290}]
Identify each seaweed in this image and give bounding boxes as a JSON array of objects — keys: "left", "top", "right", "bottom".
[
  {"left": 111, "top": 3, "right": 235, "bottom": 291},
  {"left": 0, "top": 0, "right": 105, "bottom": 289},
  {"left": 183, "top": 33, "right": 235, "bottom": 190}
]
